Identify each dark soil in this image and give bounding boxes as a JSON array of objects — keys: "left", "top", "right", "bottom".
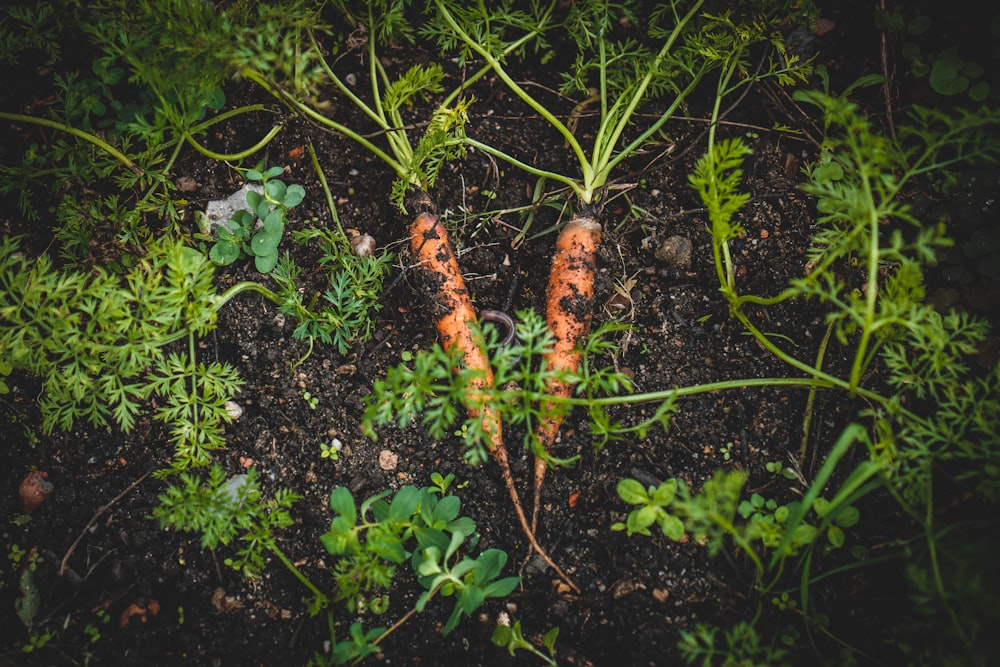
[{"left": 2, "top": 3, "right": 997, "bottom": 666}]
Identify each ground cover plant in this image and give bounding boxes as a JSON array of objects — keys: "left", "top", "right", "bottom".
[{"left": 2, "top": 0, "right": 999, "bottom": 665}]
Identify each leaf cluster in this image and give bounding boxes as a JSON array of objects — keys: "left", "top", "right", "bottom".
[
  {"left": 278, "top": 226, "right": 393, "bottom": 355},
  {"left": 0, "top": 2, "right": 64, "bottom": 66},
  {"left": 320, "top": 482, "right": 518, "bottom": 638},
  {"left": 0, "top": 236, "right": 222, "bottom": 433},
  {"left": 153, "top": 466, "right": 300, "bottom": 578},
  {"left": 210, "top": 166, "right": 306, "bottom": 273},
  {"left": 362, "top": 309, "right": 654, "bottom": 467}
]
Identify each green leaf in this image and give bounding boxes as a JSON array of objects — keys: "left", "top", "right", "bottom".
[
  {"left": 284, "top": 184, "right": 305, "bottom": 207},
  {"left": 542, "top": 626, "right": 560, "bottom": 653},
  {"left": 250, "top": 231, "right": 281, "bottom": 257},
  {"left": 827, "top": 524, "right": 845, "bottom": 548},
  {"left": 626, "top": 505, "right": 658, "bottom": 535},
  {"left": 650, "top": 479, "right": 677, "bottom": 506},
  {"left": 262, "top": 209, "right": 284, "bottom": 235},
  {"left": 617, "top": 478, "right": 651, "bottom": 505},
  {"left": 254, "top": 252, "right": 278, "bottom": 274},
  {"left": 659, "top": 513, "right": 685, "bottom": 541},
  {"left": 929, "top": 52, "right": 969, "bottom": 95},
  {"left": 812, "top": 497, "right": 831, "bottom": 517},
  {"left": 491, "top": 624, "right": 514, "bottom": 649},
  {"left": 329, "top": 487, "right": 357, "bottom": 524},
  {"left": 834, "top": 505, "right": 861, "bottom": 528},
  {"left": 388, "top": 486, "right": 421, "bottom": 522},
  {"left": 265, "top": 179, "right": 287, "bottom": 201},
  {"left": 210, "top": 240, "right": 241, "bottom": 265}
]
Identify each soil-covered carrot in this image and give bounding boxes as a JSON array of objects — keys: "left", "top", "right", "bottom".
[
  {"left": 410, "top": 210, "right": 579, "bottom": 592},
  {"left": 410, "top": 212, "right": 501, "bottom": 445},
  {"left": 532, "top": 213, "right": 602, "bottom": 530}
]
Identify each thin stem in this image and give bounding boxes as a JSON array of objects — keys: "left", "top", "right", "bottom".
[
  {"left": 307, "top": 140, "right": 343, "bottom": 232},
  {"left": 183, "top": 123, "right": 283, "bottom": 161},
  {"left": 800, "top": 322, "right": 835, "bottom": 466},
  {"left": 0, "top": 111, "right": 143, "bottom": 175},
  {"left": 594, "top": 0, "right": 705, "bottom": 183},
  {"left": 850, "top": 168, "right": 882, "bottom": 393},
  {"left": 268, "top": 541, "right": 328, "bottom": 604},
  {"left": 240, "top": 68, "right": 406, "bottom": 177},
  {"left": 464, "top": 137, "right": 586, "bottom": 199},
  {"left": 434, "top": 1, "right": 591, "bottom": 189},
  {"left": 215, "top": 280, "right": 286, "bottom": 310}
]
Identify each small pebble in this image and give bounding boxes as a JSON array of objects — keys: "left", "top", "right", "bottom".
[
  {"left": 19, "top": 470, "right": 53, "bottom": 513},
  {"left": 655, "top": 235, "right": 693, "bottom": 270},
  {"left": 224, "top": 400, "right": 244, "bottom": 420},
  {"left": 378, "top": 450, "right": 398, "bottom": 471}
]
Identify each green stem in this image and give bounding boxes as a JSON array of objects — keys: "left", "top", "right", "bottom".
[
  {"left": 183, "top": 123, "right": 283, "bottom": 161},
  {"left": 268, "top": 541, "right": 328, "bottom": 604},
  {"left": 215, "top": 280, "right": 286, "bottom": 310},
  {"left": 799, "top": 322, "right": 834, "bottom": 465},
  {"left": 0, "top": 111, "right": 143, "bottom": 175},
  {"left": 594, "top": 0, "right": 705, "bottom": 182},
  {"left": 433, "top": 0, "right": 591, "bottom": 193},
  {"left": 464, "top": 137, "right": 586, "bottom": 198},
  {"left": 240, "top": 68, "right": 406, "bottom": 177},
  {"left": 307, "top": 140, "right": 343, "bottom": 232},
  {"left": 850, "top": 172, "right": 882, "bottom": 393}
]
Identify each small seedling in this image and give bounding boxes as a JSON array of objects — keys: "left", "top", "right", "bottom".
[
  {"left": 301, "top": 388, "right": 319, "bottom": 410},
  {"left": 491, "top": 619, "right": 559, "bottom": 666},
  {"left": 210, "top": 166, "right": 305, "bottom": 273},
  {"left": 320, "top": 439, "right": 341, "bottom": 461}
]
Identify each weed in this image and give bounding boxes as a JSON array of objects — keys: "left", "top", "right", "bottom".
[
  {"left": 491, "top": 619, "right": 559, "bottom": 666},
  {"left": 209, "top": 165, "right": 306, "bottom": 274},
  {"left": 157, "top": 468, "right": 519, "bottom": 663}
]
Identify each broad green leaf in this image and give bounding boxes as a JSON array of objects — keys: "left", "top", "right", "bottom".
[
  {"left": 651, "top": 479, "right": 677, "bottom": 506},
  {"left": 265, "top": 179, "right": 287, "bottom": 201},
  {"left": 284, "top": 184, "right": 306, "bottom": 207},
  {"left": 388, "top": 485, "right": 420, "bottom": 522},
  {"left": 254, "top": 252, "right": 278, "bottom": 274},
  {"left": 329, "top": 487, "right": 356, "bottom": 524},
  {"left": 834, "top": 505, "right": 861, "bottom": 528},
  {"left": 251, "top": 231, "right": 280, "bottom": 256},
  {"left": 210, "top": 240, "right": 240, "bottom": 265},
  {"left": 262, "top": 209, "right": 284, "bottom": 234},
  {"left": 617, "top": 478, "right": 650, "bottom": 505},
  {"left": 659, "top": 513, "right": 685, "bottom": 541}
]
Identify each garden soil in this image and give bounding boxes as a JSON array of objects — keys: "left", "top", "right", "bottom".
[{"left": 2, "top": 3, "right": 997, "bottom": 666}]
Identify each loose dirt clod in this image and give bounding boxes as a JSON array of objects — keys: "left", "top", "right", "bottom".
[{"left": 18, "top": 470, "right": 53, "bottom": 513}]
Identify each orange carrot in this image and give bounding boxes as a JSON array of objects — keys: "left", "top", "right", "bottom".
[
  {"left": 532, "top": 213, "right": 602, "bottom": 531},
  {"left": 410, "top": 212, "right": 501, "bottom": 446},
  {"left": 410, "top": 211, "right": 579, "bottom": 592}
]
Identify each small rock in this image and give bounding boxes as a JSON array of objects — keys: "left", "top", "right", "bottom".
[
  {"left": 349, "top": 232, "right": 376, "bottom": 257},
  {"left": 224, "top": 400, "right": 244, "bottom": 420},
  {"left": 19, "top": 470, "right": 53, "bottom": 513},
  {"left": 378, "top": 450, "right": 398, "bottom": 471},
  {"left": 211, "top": 587, "right": 245, "bottom": 613},
  {"left": 175, "top": 176, "right": 199, "bottom": 192},
  {"left": 203, "top": 183, "right": 265, "bottom": 232},
  {"left": 655, "top": 235, "right": 693, "bottom": 270}
]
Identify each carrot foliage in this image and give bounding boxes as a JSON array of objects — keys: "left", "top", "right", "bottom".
[{"left": 362, "top": 309, "right": 661, "bottom": 467}]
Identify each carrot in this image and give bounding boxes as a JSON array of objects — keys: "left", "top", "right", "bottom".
[
  {"left": 532, "top": 213, "right": 602, "bottom": 532},
  {"left": 409, "top": 211, "right": 579, "bottom": 592}
]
